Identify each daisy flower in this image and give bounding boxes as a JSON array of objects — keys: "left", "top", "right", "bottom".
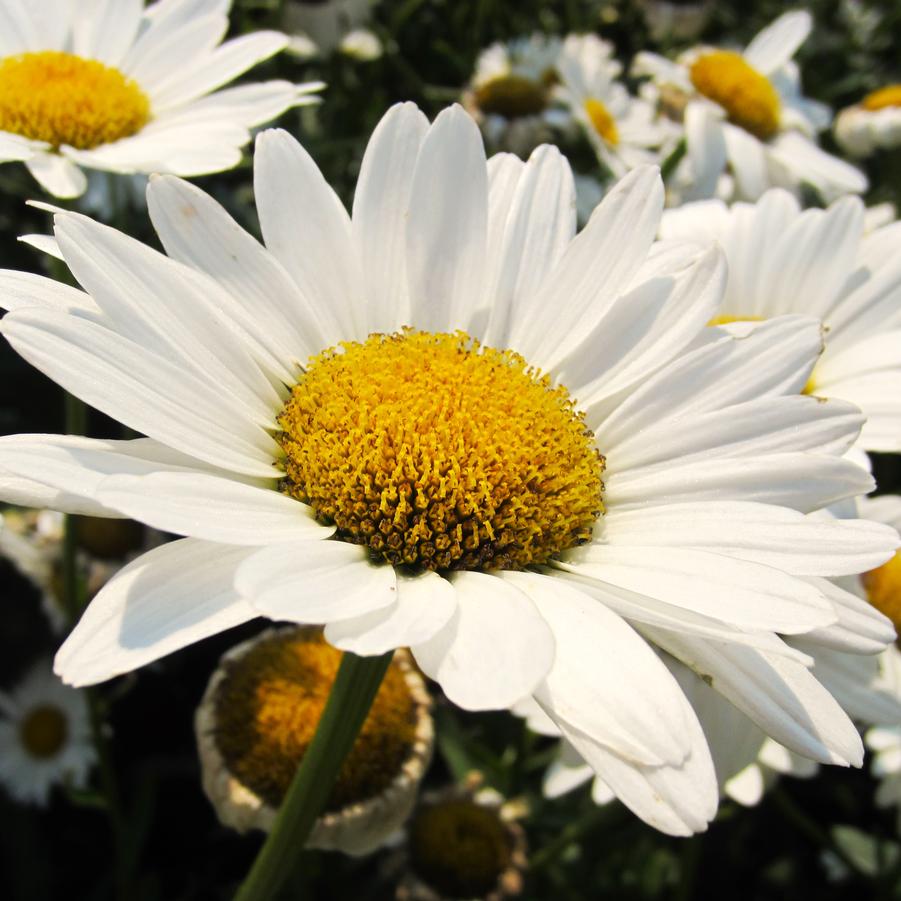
[
  {"left": 0, "top": 659, "right": 95, "bottom": 805},
  {"left": 196, "top": 627, "right": 433, "bottom": 854},
  {"left": 556, "top": 34, "right": 677, "bottom": 179},
  {"left": 0, "top": 103, "right": 895, "bottom": 837},
  {"left": 661, "top": 188, "right": 901, "bottom": 454},
  {"left": 392, "top": 774, "right": 527, "bottom": 901},
  {"left": 282, "top": 0, "right": 374, "bottom": 56},
  {"left": 634, "top": 11, "right": 866, "bottom": 201},
  {"left": 835, "top": 85, "right": 901, "bottom": 158},
  {"left": 0, "top": 0, "right": 324, "bottom": 198},
  {"left": 463, "top": 34, "right": 564, "bottom": 156}
]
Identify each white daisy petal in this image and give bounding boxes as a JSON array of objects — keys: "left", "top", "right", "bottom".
[
  {"left": 802, "top": 576, "right": 896, "bottom": 655},
  {"left": 237, "top": 541, "right": 398, "bottom": 624},
  {"left": 412, "top": 571, "right": 554, "bottom": 712},
  {"left": 502, "top": 571, "right": 692, "bottom": 767},
  {"left": 25, "top": 154, "right": 88, "bottom": 199},
  {"left": 0, "top": 307, "right": 280, "bottom": 478},
  {"left": 255, "top": 129, "right": 364, "bottom": 345},
  {"left": 55, "top": 539, "right": 258, "bottom": 687},
  {"left": 325, "top": 570, "right": 457, "bottom": 656},
  {"left": 0, "top": 270, "right": 95, "bottom": 313},
  {"left": 406, "top": 105, "right": 488, "bottom": 333},
  {"left": 71, "top": 0, "right": 143, "bottom": 65},
  {"left": 743, "top": 11, "right": 812, "bottom": 75},
  {"left": 561, "top": 546, "right": 835, "bottom": 634},
  {"left": 96, "top": 472, "right": 330, "bottom": 545},
  {"left": 352, "top": 102, "right": 430, "bottom": 334},
  {"left": 603, "top": 503, "right": 899, "bottom": 578},
  {"left": 649, "top": 628, "right": 863, "bottom": 766}
]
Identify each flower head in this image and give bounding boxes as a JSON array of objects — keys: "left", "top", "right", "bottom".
[
  {"left": 0, "top": 659, "right": 95, "bottom": 805},
  {"left": 0, "top": 0, "right": 323, "bottom": 197},
  {"left": 661, "top": 188, "right": 901, "bottom": 454},
  {"left": 196, "top": 627, "right": 432, "bottom": 854},
  {"left": 835, "top": 85, "right": 901, "bottom": 158},
  {"left": 635, "top": 11, "right": 866, "bottom": 202},
  {"left": 0, "top": 103, "right": 896, "bottom": 836}
]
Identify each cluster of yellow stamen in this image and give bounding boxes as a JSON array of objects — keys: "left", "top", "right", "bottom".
[
  {"left": 689, "top": 50, "right": 781, "bottom": 140},
  {"left": 0, "top": 51, "right": 150, "bottom": 149},
  {"left": 862, "top": 85, "right": 901, "bottom": 111},
  {"left": 212, "top": 630, "right": 416, "bottom": 811},
  {"left": 475, "top": 74, "right": 550, "bottom": 118},
  {"left": 583, "top": 98, "right": 620, "bottom": 146},
  {"left": 863, "top": 551, "right": 901, "bottom": 636},
  {"left": 409, "top": 799, "right": 512, "bottom": 898},
  {"left": 20, "top": 705, "right": 68, "bottom": 759},
  {"left": 278, "top": 329, "right": 605, "bottom": 571}
]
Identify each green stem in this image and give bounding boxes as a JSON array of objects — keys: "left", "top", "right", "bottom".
[
  {"left": 234, "top": 650, "right": 393, "bottom": 901},
  {"left": 660, "top": 138, "right": 687, "bottom": 183}
]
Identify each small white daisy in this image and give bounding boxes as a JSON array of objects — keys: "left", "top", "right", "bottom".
[
  {"left": 661, "top": 188, "right": 901, "bottom": 454},
  {"left": 0, "top": 0, "right": 323, "bottom": 198},
  {"left": 463, "top": 34, "right": 564, "bottom": 156},
  {"left": 634, "top": 11, "right": 866, "bottom": 201},
  {"left": 0, "top": 103, "right": 896, "bottom": 837},
  {"left": 835, "top": 85, "right": 901, "bottom": 158},
  {"left": 0, "top": 659, "right": 95, "bottom": 805},
  {"left": 556, "top": 34, "right": 677, "bottom": 179},
  {"left": 283, "top": 0, "right": 374, "bottom": 56}
]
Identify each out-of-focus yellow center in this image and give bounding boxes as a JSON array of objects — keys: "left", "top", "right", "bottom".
[
  {"left": 19, "top": 705, "right": 68, "bottom": 758},
  {"left": 584, "top": 98, "right": 620, "bottom": 146},
  {"left": 410, "top": 799, "right": 511, "bottom": 898},
  {"left": 862, "top": 85, "right": 901, "bottom": 111},
  {"left": 0, "top": 51, "right": 150, "bottom": 149},
  {"left": 475, "top": 74, "right": 549, "bottom": 118},
  {"left": 278, "top": 329, "right": 605, "bottom": 571},
  {"left": 213, "top": 629, "right": 416, "bottom": 812},
  {"left": 689, "top": 50, "right": 781, "bottom": 140},
  {"left": 863, "top": 551, "right": 901, "bottom": 634}
]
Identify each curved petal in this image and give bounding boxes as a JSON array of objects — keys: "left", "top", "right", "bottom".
[
  {"left": 411, "top": 571, "right": 554, "bottom": 711},
  {"left": 55, "top": 539, "right": 258, "bottom": 687},
  {"left": 237, "top": 541, "right": 397, "bottom": 624},
  {"left": 325, "top": 569, "right": 457, "bottom": 655},
  {"left": 743, "top": 11, "right": 811, "bottom": 75}
]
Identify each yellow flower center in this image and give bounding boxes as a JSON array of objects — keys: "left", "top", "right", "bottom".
[
  {"left": 410, "top": 799, "right": 511, "bottom": 898},
  {"left": 213, "top": 629, "right": 417, "bottom": 811},
  {"left": 862, "top": 551, "right": 901, "bottom": 635},
  {"left": 277, "top": 329, "right": 605, "bottom": 571},
  {"left": 862, "top": 85, "right": 901, "bottom": 111},
  {"left": 19, "top": 704, "right": 68, "bottom": 759},
  {"left": 0, "top": 51, "right": 150, "bottom": 149},
  {"left": 689, "top": 50, "right": 781, "bottom": 140},
  {"left": 474, "top": 74, "right": 549, "bottom": 118},
  {"left": 584, "top": 98, "right": 620, "bottom": 146}
]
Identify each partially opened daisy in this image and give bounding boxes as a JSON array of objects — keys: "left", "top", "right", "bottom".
[
  {"left": 0, "top": 0, "right": 323, "bottom": 198},
  {"left": 0, "top": 103, "right": 896, "bottom": 837},
  {"left": 661, "top": 188, "right": 901, "bottom": 454},
  {"left": 634, "top": 11, "right": 866, "bottom": 201},
  {"left": 556, "top": 34, "right": 676, "bottom": 179},
  {"left": 0, "top": 659, "right": 95, "bottom": 805},
  {"left": 835, "top": 85, "right": 901, "bottom": 158},
  {"left": 463, "top": 34, "right": 563, "bottom": 155}
]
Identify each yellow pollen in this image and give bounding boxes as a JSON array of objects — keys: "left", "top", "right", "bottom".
[
  {"left": 584, "top": 98, "right": 620, "bottom": 146},
  {"left": 277, "top": 329, "right": 605, "bottom": 571},
  {"left": 410, "top": 799, "right": 511, "bottom": 898},
  {"left": 19, "top": 705, "right": 68, "bottom": 759},
  {"left": 862, "top": 85, "right": 901, "bottom": 111},
  {"left": 0, "top": 51, "right": 150, "bottom": 149},
  {"left": 213, "top": 630, "right": 417, "bottom": 811},
  {"left": 475, "top": 74, "right": 549, "bottom": 118},
  {"left": 689, "top": 50, "right": 781, "bottom": 140},
  {"left": 862, "top": 551, "right": 901, "bottom": 635}
]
